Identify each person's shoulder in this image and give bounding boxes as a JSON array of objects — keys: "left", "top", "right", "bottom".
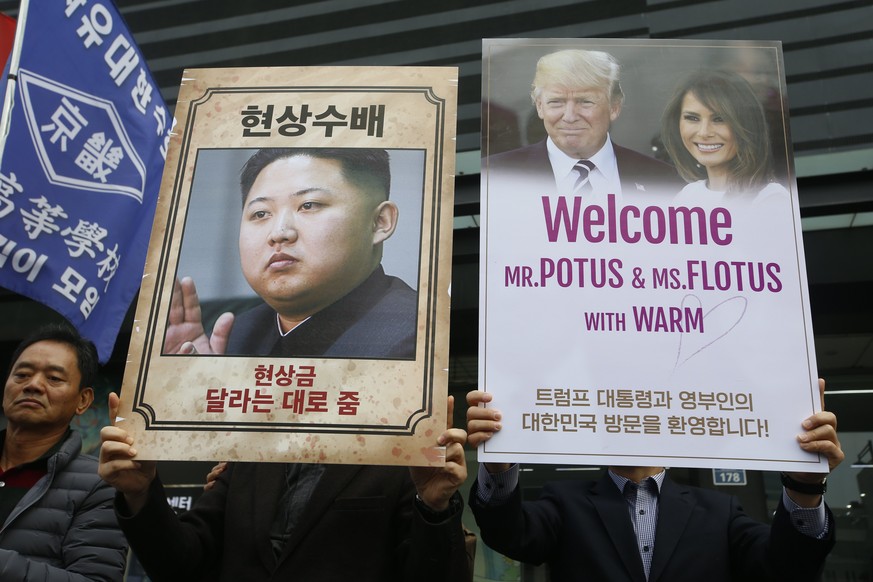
[
  {"left": 662, "top": 478, "right": 737, "bottom": 507},
  {"left": 224, "top": 300, "right": 277, "bottom": 355},
  {"left": 382, "top": 274, "right": 417, "bottom": 303},
  {"left": 68, "top": 456, "right": 112, "bottom": 496},
  {"left": 757, "top": 181, "right": 790, "bottom": 199},
  {"left": 358, "top": 270, "right": 417, "bottom": 320},
  {"left": 59, "top": 438, "right": 98, "bottom": 473},
  {"left": 613, "top": 144, "right": 684, "bottom": 194},
  {"left": 357, "top": 272, "right": 418, "bottom": 356},
  {"left": 613, "top": 144, "right": 675, "bottom": 171},
  {"left": 486, "top": 141, "right": 548, "bottom": 166},
  {"left": 542, "top": 476, "right": 602, "bottom": 498},
  {"left": 671, "top": 180, "right": 711, "bottom": 204},
  {"left": 54, "top": 435, "right": 112, "bottom": 496},
  {"left": 54, "top": 430, "right": 88, "bottom": 465}
]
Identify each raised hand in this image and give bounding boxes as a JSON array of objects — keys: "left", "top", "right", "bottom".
[
  {"left": 204, "top": 461, "right": 228, "bottom": 491},
  {"left": 97, "top": 392, "right": 157, "bottom": 514},
  {"left": 409, "top": 395, "right": 468, "bottom": 511},
  {"left": 164, "top": 277, "right": 234, "bottom": 355},
  {"left": 785, "top": 379, "right": 845, "bottom": 506},
  {"left": 466, "top": 390, "right": 511, "bottom": 474}
]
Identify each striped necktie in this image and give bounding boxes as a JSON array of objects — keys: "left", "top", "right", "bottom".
[{"left": 573, "top": 160, "right": 596, "bottom": 195}]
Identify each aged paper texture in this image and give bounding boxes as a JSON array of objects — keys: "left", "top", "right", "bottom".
[{"left": 120, "top": 66, "right": 457, "bottom": 466}]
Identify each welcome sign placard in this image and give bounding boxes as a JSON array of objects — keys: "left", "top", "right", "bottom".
[{"left": 478, "top": 38, "right": 826, "bottom": 472}]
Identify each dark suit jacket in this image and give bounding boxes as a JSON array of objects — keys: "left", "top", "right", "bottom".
[
  {"left": 226, "top": 266, "right": 417, "bottom": 359},
  {"left": 118, "top": 463, "right": 469, "bottom": 582},
  {"left": 484, "top": 139, "right": 683, "bottom": 197},
  {"left": 471, "top": 472, "right": 835, "bottom": 582}
]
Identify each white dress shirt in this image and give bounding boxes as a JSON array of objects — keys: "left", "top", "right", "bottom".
[{"left": 546, "top": 135, "right": 622, "bottom": 202}]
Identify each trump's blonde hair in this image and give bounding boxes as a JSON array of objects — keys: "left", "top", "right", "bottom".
[{"left": 531, "top": 49, "right": 624, "bottom": 107}]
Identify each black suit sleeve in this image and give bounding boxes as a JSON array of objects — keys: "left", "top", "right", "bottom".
[
  {"left": 115, "top": 469, "right": 229, "bottom": 582},
  {"left": 403, "top": 491, "right": 471, "bottom": 582},
  {"left": 731, "top": 498, "right": 835, "bottom": 582},
  {"left": 469, "top": 479, "right": 563, "bottom": 566},
  {"left": 471, "top": 476, "right": 835, "bottom": 582}
]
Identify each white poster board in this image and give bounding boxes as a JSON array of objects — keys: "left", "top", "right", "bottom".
[{"left": 478, "top": 38, "right": 826, "bottom": 472}]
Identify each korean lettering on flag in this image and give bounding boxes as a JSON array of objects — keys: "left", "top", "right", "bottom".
[{"left": 0, "top": 0, "right": 171, "bottom": 361}]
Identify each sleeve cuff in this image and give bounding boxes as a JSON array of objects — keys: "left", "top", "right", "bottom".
[
  {"left": 782, "top": 487, "right": 829, "bottom": 539},
  {"left": 415, "top": 490, "right": 463, "bottom": 524},
  {"left": 476, "top": 463, "right": 519, "bottom": 506}
]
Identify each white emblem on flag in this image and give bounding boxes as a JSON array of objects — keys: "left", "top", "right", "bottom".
[{"left": 17, "top": 69, "right": 147, "bottom": 203}]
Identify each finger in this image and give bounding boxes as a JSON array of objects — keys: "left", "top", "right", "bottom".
[
  {"left": 441, "top": 431, "right": 466, "bottom": 454},
  {"left": 818, "top": 378, "right": 825, "bottom": 409},
  {"left": 178, "top": 342, "right": 197, "bottom": 355},
  {"left": 99, "top": 436, "right": 136, "bottom": 464},
  {"left": 797, "top": 417, "right": 844, "bottom": 470},
  {"left": 180, "top": 277, "right": 204, "bottom": 324},
  {"left": 798, "top": 435, "right": 840, "bottom": 456},
  {"left": 442, "top": 433, "right": 468, "bottom": 468},
  {"left": 210, "top": 312, "right": 235, "bottom": 355},
  {"left": 467, "top": 406, "right": 502, "bottom": 419},
  {"left": 798, "top": 437, "right": 841, "bottom": 454},
  {"left": 468, "top": 409, "right": 502, "bottom": 440},
  {"left": 446, "top": 395, "right": 455, "bottom": 430},
  {"left": 799, "top": 415, "right": 839, "bottom": 440},
  {"left": 168, "top": 278, "right": 185, "bottom": 324},
  {"left": 466, "top": 390, "right": 492, "bottom": 407},
  {"left": 798, "top": 432, "right": 838, "bottom": 457},
  {"left": 100, "top": 425, "right": 132, "bottom": 444},
  {"left": 205, "top": 463, "right": 227, "bottom": 481},
  {"left": 798, "top": 439, "right": 845, "bottom": 467},
  {"left": 444, "top": 442, "right": 467, "bottom": 470},
  {"left": 437, "top": 427, "right": 467, "bottom": 446},
  {"left": 108, "top": 392, "right": 120, "bottom": 427},
  {"left": 468, "top": 434, "right": 495, "bottom": 447},
  {"left": 467, "top": 422, "right": 500, "bottom": 447},
  {"left": 801, "top": 410, "right": 837, "bottom": 433},
  {"left": 468, "top": 417, "right": 501, "bottom": 432},
  {"left": 98, "top": 456, "right": 144, "bottom": 480}
]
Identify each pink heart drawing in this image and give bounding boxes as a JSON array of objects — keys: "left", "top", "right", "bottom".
[{"left": 674, "top": 294, "right": 748, "bottom": 369}]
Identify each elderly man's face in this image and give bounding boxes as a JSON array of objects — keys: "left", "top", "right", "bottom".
[
  {"left": 238, "top": 156, "right": 387, "bottom": 320},
  {"left": 3, "top": 340, "right": 91, "bottom": 432},
  {"left": 535, "top": 85, "right": 621, "bottom": 160}
]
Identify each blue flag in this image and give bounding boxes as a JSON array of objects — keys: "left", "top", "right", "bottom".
[{"left": 0, "top": 1, "right": 169, "bottom": 362}]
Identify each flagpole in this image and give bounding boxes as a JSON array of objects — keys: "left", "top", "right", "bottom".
[{"left": 0, "top": 0, "right": 30, "bottom": 162}]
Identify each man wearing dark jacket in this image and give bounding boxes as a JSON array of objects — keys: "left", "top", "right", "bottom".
[
  {"left": 0, "top": 324, "right": 126, "bottom": 581},
  {"left": 99, "top": 393, "right": 470, "bottom": 582},
  {"left": 466, "top": 388, "right": 844, "bottom": 582}
]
